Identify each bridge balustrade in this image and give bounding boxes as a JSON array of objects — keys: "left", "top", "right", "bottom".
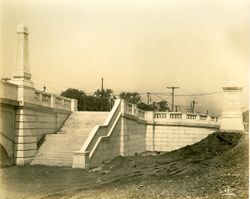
[
  {"left": 154, "top": 112, "right": 167, "bottom": 119},
  {"left": 170, "top": 112, "right": 182, "bottom": 119},
  {"left": 121, "top": 100, "right": 218, "bottom": 124},
  {"left": 199, "top": 115, "right": 208, "bottom": 120},
  {"left": 153, "top": 112, "right": 218, "bottom": 123},
  {"left": 125, "top": 102, "right": 133, "bottom": 114},
  {"left": 33, "top": 90, "right": 73, "bottom": 111},
  {"left": 136, "top": 109, "right": 146, "bottom": 119},
  {"left": 186, "top": 113, "right": 197, "bottom": 120}
]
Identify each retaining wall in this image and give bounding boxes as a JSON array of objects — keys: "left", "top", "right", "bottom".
[
  {"left": 14, "top": 105, "right": 70, "bottom": 165},
  {"left": 146, "top": 125, "right": 215, "bottom": 152},
  {"left": 73, "top": 100, "right": 219, "bottom": 169}
]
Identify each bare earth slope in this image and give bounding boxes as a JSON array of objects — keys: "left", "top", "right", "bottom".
[{"left": 0, "top": 132, "right": 248, "bottom": 199}]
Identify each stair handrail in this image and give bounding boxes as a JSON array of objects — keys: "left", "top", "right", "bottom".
[
  {"left": 0, "top": 132, "right": 14, "bottom": 143},
  {"left": 78, "top": 99, "right": 121, "bottom": 153}
]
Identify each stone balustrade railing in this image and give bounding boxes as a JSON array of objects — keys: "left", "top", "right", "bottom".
[
  {"left": 0, "top": 81, "right": 18, "bottom": 102},
  {"left": 122, "top": 100, "right": 218, "bottom": 124},
  {"left": 154, "top": 112, "right": 218, "bottom": 123},
  {"left": 136, "top": 108, "right": 146, "bottom": 119},
  {"left": 125, "top": 102, "right": 133, "bottom": 114},
  {"left": 33, "top": 90, "right": 77, "bottom": 111},
  {"left": 0, "top": 80, "right": 77, "bottom": 112},
  {"left": 124, "top": 101, "right": 146, "bottom": 120}
]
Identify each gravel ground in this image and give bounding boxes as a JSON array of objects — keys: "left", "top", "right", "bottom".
[{"left": 0, "top": 132, "right": 248, "bottom": 199}]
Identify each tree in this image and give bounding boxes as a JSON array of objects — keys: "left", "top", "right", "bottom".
[
  {"left": 119, "top": 92, "right": 141, "bottom": 104},
  {"left": 156, "top": 101, "right": 170, "bottom": 112},
  {"left": 61, "top": 88, "right": 85, "bottom": 110},
  {"left": 61, "top": 88, "right": 114, "bottom": 111},
  {"left": 94, "top": 89, "right": 114, "bottom": 111}
]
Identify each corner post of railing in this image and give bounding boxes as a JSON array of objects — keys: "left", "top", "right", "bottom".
[
  {"left": 71, "top": 99, "right": 78, "bottom": 111},
  {"left": 182, "top": 113, "right": 187, "bottom": 121},
  {"left": 61, "top": 98, "right": 65, "bottom": 108},
  {"left": 50, "top": 94, "right": 54, "bottom": 108},
  {"left": 39, "top": 92, "right": 42, "bottom": 102},
  {"left": 207, "top": 115, "right": 211, "bottom": 122},
  {"left": 121, "top": 99, "right": 125, "bottom": 116},
  {"left": 72, "top": 151, "right": 90, "bottom": 169},
  {"left": 146, "top": 111, "right": 154, "bottom": 123},
  {"left": 132, "top": 104, "right": 136, "bottom": 116},
  {"left": 165, "top": 112, "right": 169, "bottom": 120}
]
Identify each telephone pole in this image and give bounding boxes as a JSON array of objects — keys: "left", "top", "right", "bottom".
[
  {"left": 191, "top": 100, "right": 197, "bottom": 113},
  {"left": 101, "top": 77, "right": 104, "bottom": 111},
  {"left": 167, "top": 86, "right": 180, "bottom": 112},
  {"left": 147, "top": 92, "right": 151, "bottom": 106}
]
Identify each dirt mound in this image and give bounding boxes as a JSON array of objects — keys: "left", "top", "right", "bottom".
[
  {"left": 104, "top": 132, "right": 242, "bottom": 171},
  {"left": 95, "top": 132, "right": 248, "bottom": 198}
]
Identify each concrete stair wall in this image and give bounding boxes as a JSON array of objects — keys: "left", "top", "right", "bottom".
[{"left": 31, "top": 111, "right": 109, "bottom": 166}]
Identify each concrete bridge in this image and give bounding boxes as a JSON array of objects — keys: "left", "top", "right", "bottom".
[{"left": 0, "top": 23, "right": 244, "bottom": 168}]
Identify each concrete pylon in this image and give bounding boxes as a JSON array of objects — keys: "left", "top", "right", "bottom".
[
  {"left": 220, "top": 82, "right": 244, "bottom": 132},
  {"left": 9, "top": 23, "right": 33, "bottom": 87}
]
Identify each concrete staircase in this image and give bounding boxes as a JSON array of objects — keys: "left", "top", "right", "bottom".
[{"left": 31, "top": 112, "right": 109, "bottom": 166}]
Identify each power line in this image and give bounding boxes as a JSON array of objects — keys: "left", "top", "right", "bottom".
[{"left": 175, "top": 91, "right": 223, "bottom": 96}]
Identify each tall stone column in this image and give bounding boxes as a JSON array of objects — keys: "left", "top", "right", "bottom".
[
  {"left": 220, "top": 83, "right": 244, "bottom": 132},
  {"left": 8, "top": 23, "right": 37, "bottom": 165}
]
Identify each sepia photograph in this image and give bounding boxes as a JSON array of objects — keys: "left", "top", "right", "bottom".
[{"left": 0, "top": 0, "right": 249, "bottom": 198}]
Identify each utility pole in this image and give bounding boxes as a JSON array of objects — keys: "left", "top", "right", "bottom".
[
  {"left": 191, "top": 100, "right": 197, "bottom": 113},
  {"left": 147, "top": 92, "right": 150, "bottom": 106},
  {"left": 83, "top": 96, "right": 86, "bottom": 111},
  {"left": 101, "top": 77, "right": 104, "bottom": 111},
  {"left": 167, "top": 86, "right": 179, "bottom": 112}
]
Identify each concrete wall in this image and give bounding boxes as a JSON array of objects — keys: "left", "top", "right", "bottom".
[
  {"left": 14, "top": 105, "right": 70, "bottom": 165},
  {"left": 88, "top": 116, "right": 146, "bottom": 167},
  {"left": 87, "top": 114, "right": 216, "bottom": 169},
  {"left": 75, "top": 100, "right": 219, "bottom": 169},
  {"left": 89, "top": 117, "right": 122, "bottom": 167},
  {"left": 146, "top": 125, "right": 215, "bottom": 152},
  {"left": 123, "top": 117, "right": 146, "bottom": 156},
  {"left": 0, "top": 104, "right": 16, "bottom": 165}
]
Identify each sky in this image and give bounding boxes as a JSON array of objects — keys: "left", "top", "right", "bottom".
[{"left": 0, "top": 0, "right": 249, "bottom": 113}]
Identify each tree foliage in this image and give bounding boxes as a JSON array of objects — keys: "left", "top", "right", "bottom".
[
  {"left": 60, "top": 88, "right": 114, "bottom": 111},
  {"left": 61, "top": 88, "right": 85, "bottom": 111},
  {"left": 119, "top": 91, "right": 170, "bottom": 111},
  {"left": 119, "top": 92, "right": 141, "bottom": 104},
  {"left": 61, "top": 89, "right": 169, "bottom": 112}
]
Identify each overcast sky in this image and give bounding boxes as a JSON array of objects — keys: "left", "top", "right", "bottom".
[{"left": 1, "top": 0, "right": 249, "bottom": 112}]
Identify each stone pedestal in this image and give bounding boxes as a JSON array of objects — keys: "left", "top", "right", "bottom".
[
  {"left": 72, "top": 151, "right": 90, "bottom": 169},
  {"left": 220, "top": 84, "right": 244, "bottom": 132}
]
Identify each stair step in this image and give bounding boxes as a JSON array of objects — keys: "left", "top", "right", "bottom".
[{"left": 31, "top": 111, "right": 109, "bottom": 166}]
